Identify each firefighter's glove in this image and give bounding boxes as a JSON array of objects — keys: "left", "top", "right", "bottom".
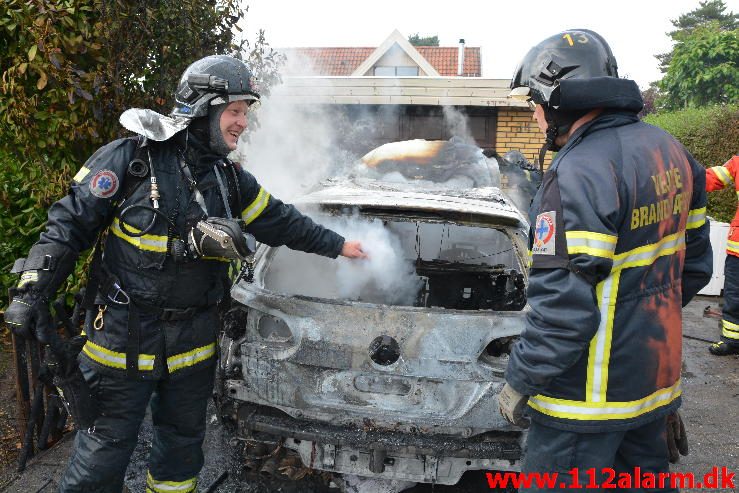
[
  {"left": 5, "top": 243, "right": 76, "bottom": 340},
  {"left": 5, "top": 292, "right": 52, "bottom": 340},
  {"left": 498, "top": 382, "right": 529, "bottom": 428},
  {"left": 187, "top": 218, "right": 256, "bottom": 261},
  {"left": 666, "top": 411, "right": 689, "bottom": 463}
]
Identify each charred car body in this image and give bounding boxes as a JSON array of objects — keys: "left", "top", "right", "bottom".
[{"left": 217, "top": 140, "right": 537, "bottom": 486}]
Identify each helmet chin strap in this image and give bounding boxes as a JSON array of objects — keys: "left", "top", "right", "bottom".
[{"left": 538, "top": 105, "right": 588, "bottom": 171}]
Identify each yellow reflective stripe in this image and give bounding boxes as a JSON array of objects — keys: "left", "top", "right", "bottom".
[
  {"left": 586, "top": 271, "right": 620, "bottom": 403},
  {"left": 711, "top": 165, "right": 733, "bottom": 187},
  {"left": 166, "top": 343, "right": 216, "bottom": 372},
  {"left": 202, "top": 256, "right": 231, "bottom": 263},
  {"left": 241, "top": 187, "right": 270, "bottom": 225},
  {"left": 611, "top": 231, "right": 685, "bottom": 272},
  {"left": 722, "top": 319, "right": 739, "bottom": 339},
  {"left": 529, "top": 380, "right": 681, "bottom": 420},
  {"left": 686, "top": 207, "right": 706, "bottom": 230},
  {"left": 146, "top": 471, "right": 197, "bottom": 492},
  {"left": 73, "top": 166, "right": 91, "bottom": 183},
  {"left": 17, "top": 271, "right": 38, "bottom": 288},
  {"left": 565, "top": 231, "right": 617, "bottom": 259},
  {"left": 110, "top": 218, "right": 169, "bottom": 253},
  {"left": 82, "top": 340, "right": 155, "bottom": 371},
  {"left": 727, "top": 240, "right": 739, "bottom": 255}
]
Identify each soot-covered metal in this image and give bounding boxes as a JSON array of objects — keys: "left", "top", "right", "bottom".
[{"left": 216, "top": 140, "right": 535, "bottom": 488}]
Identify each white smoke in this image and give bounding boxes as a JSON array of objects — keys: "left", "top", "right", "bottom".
[
  {"left": 232, "top": 51, "right": 356, "bottom": 200},
  {"left": 320, "top": 214, "right": 422, "bottom": 306},
  {"left": 442, "top": 105, "right": 475, "bottom": 144}
]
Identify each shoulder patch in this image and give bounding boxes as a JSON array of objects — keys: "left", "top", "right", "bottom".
[
  {"left": 533, "top": 211, "right": 557, "bottom": 256},
  {"left": 89, "top": 170, "right": 120, "bottom": 198}
]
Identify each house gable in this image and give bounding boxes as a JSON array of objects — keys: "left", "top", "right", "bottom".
[{"left": 351, "top": 29, "right": 440, "bottom": 77}]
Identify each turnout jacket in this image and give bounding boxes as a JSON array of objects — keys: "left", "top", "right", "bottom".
[
  {"left": 705, "top": 155, "right": 739, "bottom": 256},
  {"left": 506, "top": 111, "right": 712, "bottom": 432},
  {"left": 37, "top": 133, "right": 344, "bottom": 380}
]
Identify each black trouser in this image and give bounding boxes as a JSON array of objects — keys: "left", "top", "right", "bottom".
[
  {"left": 720, "top": 254, "right": 739, "bottom": 346},
  {"left": 58, "top": 363, "right": 215, "bottom": 492},
  {"left": 521, "top": 416, "right": 676, "bottom": 492}
]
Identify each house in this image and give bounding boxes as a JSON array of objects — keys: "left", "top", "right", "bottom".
[{"left": 276, "top": 30, "right": 548, "bottom": 167}]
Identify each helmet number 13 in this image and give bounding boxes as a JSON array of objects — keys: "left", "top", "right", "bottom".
[{"left": 563, "top": 33, "right": 589, "bottom": 46}]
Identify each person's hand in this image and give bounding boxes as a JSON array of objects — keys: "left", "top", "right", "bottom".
[
  {"left": 666, "top": 411, "right": 689, "bottom": 463},
  {"left": 340, "top": 241, "right": 368, "bottom": 259},
  {"left": 498, "top": 382, "right": 529, "bottom": 428},
  {"left": 4, "top": 293, "right": 50, "bottom": 340}
]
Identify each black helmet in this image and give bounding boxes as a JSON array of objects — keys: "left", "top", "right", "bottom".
[
  {"left": 171, "top": 55, "right": 260, "bottom": 119},
  {"left": 509, "top": 29, "right": 618, "bottom": 107}
]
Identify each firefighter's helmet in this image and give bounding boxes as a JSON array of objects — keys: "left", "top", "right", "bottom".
[
  {"left": 171, "top": 55, "right": 260, "bottom": 119},
  {"left": 509, "top": 29, "right": 618, "bottom": 107}
]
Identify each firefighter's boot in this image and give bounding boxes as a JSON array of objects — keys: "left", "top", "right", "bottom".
[{"left": 708, "top": 340, "right": 739, "bottom": 356}]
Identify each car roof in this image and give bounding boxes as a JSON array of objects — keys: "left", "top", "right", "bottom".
[{"left": 295, "top": 179, "right": 528, "bottom": 228}]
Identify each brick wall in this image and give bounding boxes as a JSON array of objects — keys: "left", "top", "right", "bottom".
[{"left": 495, "top": 108, "right": 551, "bottom": 169}]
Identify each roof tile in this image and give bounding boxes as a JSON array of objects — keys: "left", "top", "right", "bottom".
[{"left": 281, "top": 46, "right": 481, "bottom": 77}]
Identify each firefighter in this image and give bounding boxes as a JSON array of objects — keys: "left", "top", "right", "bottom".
[
  {"left": 705, "top": 155, "right": 739, "bottom": 356},
  {"left": 4, "top": 55, "right": 366, "bottom": 492},
  {"left": 498, "top": 30, "right": 712, "bottom": 490}
]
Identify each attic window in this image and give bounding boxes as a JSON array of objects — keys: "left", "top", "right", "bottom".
[{"left": 374, "top": 66, "right": 419, "bottom": 76}]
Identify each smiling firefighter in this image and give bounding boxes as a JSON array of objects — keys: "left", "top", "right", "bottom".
[{"left": 5, "top": 54, "right": 365, "bottom": 493}]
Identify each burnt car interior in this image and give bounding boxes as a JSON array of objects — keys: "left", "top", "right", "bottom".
[{"left": 263, "top": 217, "right": 526, "bottom": 311}]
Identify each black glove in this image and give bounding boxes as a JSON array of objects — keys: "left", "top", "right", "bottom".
[
  {"left": 5, "top": 290, "right": 52, "bottom": 340},
  {"left": 666, "top": 411, "right": 689, "bottom": 463},
  {"left": 5, "top": 243, "right": 76, "bottom": 340}
]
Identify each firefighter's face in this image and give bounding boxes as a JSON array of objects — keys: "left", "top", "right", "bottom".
[
  {"left": 532, "top": 104, "right": 548, "bottom": 135},
  {"left": 220, "top": 100, "right": 249, "bottom": 151}
]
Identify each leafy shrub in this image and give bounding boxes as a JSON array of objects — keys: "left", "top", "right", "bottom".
[{"left": 644, "top": 105, "right": 739, "bottom": 223}]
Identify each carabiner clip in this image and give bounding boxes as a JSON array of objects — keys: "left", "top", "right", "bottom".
[{"left": 93, "top": 306, "right": 107, "bottom": 331}]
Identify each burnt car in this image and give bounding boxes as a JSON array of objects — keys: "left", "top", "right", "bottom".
[{"left": 216, "top": 139, "right": 535, "bottom": 487}]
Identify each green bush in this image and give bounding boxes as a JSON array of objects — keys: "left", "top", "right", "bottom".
[{"left": 644, "top": 105, "right": 739, "bottom": 223}]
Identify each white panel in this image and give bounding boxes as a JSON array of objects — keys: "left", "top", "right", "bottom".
[{"left": 699, "top": 221, "right": 729, "bottom": 296}]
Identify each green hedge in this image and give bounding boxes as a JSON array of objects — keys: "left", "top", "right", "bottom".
[
  {"left": 0, "top": 150, "right": 87, "bottom": 311},
  {"left": 644, "top": 105, "right": 739, "bottom": 223}
]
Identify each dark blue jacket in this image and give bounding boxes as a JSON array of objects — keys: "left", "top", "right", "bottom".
[
  {"left": 506, "top": 110, "right": 712, "bottom": 432},
  {"left": 38, "top": 133, "right": 344, "bottom": 379}
]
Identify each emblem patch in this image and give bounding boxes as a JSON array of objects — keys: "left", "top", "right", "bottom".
[
  {"left": 89, "top": 170, "right": 119, "bottom": 198},
  {"left": 532, "top": 211, "right": 556, "bottom": 256}
]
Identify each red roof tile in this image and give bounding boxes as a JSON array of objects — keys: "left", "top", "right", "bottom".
[
  {"left": 282, "top": 48, "right": 375, "bottom": 76},
  {"left": 281, "top": 46, "right": 481, "bottom": 77},
  {"left": 417, "top": 47, "right": 481, "bottom": 77}
]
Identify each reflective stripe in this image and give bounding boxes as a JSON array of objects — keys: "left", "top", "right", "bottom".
[
  {"left": 686, "top": 207, "right": 706, "bottom": 230},
  {"left": 566, "top": 231, "right": 617, "bottom": 259},
  {"left": 202, "top": 256, "right": 231, "bottom": 263},
  {"left": 166, "top": 343, "right": 216, "bottom": 372},
  {"left": 241, "top": 187, "right": 270, "bottom": 225},
  {"left": 727, "top": 240, "right": 739, "bottom": 256},
  {"left": 82, "top": 340, "right": 155, "bottom": 371},
  {"left": 17, "top": 271, "right": 38, "bottom": 288},
  {"left": 529, "top": 380, "right": 682, "bottom": 420},
  {"left": 146, "top": 472, "right": 197, "bottom": 493},
  {"left": 722, "top": 319, "right": 739, "bottom": 340},
  {"left": 611, "top": 231, "right": 685, "bottom": 272},
  {"left": 586, "top": 271, "right": 620, "bottom": 403},
  {"left": 110, "top": 218, "right": 168, "bottom": 253},
  {"left": 73, "top": 166, "right": 91, "bottom": 183},
  {"left": 711, "top": 165, "right": 733, "bottom": 187}
]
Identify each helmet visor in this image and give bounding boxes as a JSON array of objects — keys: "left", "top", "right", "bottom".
[{"left": 509, "top": 86, "right": 536, "bottom": 110}]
